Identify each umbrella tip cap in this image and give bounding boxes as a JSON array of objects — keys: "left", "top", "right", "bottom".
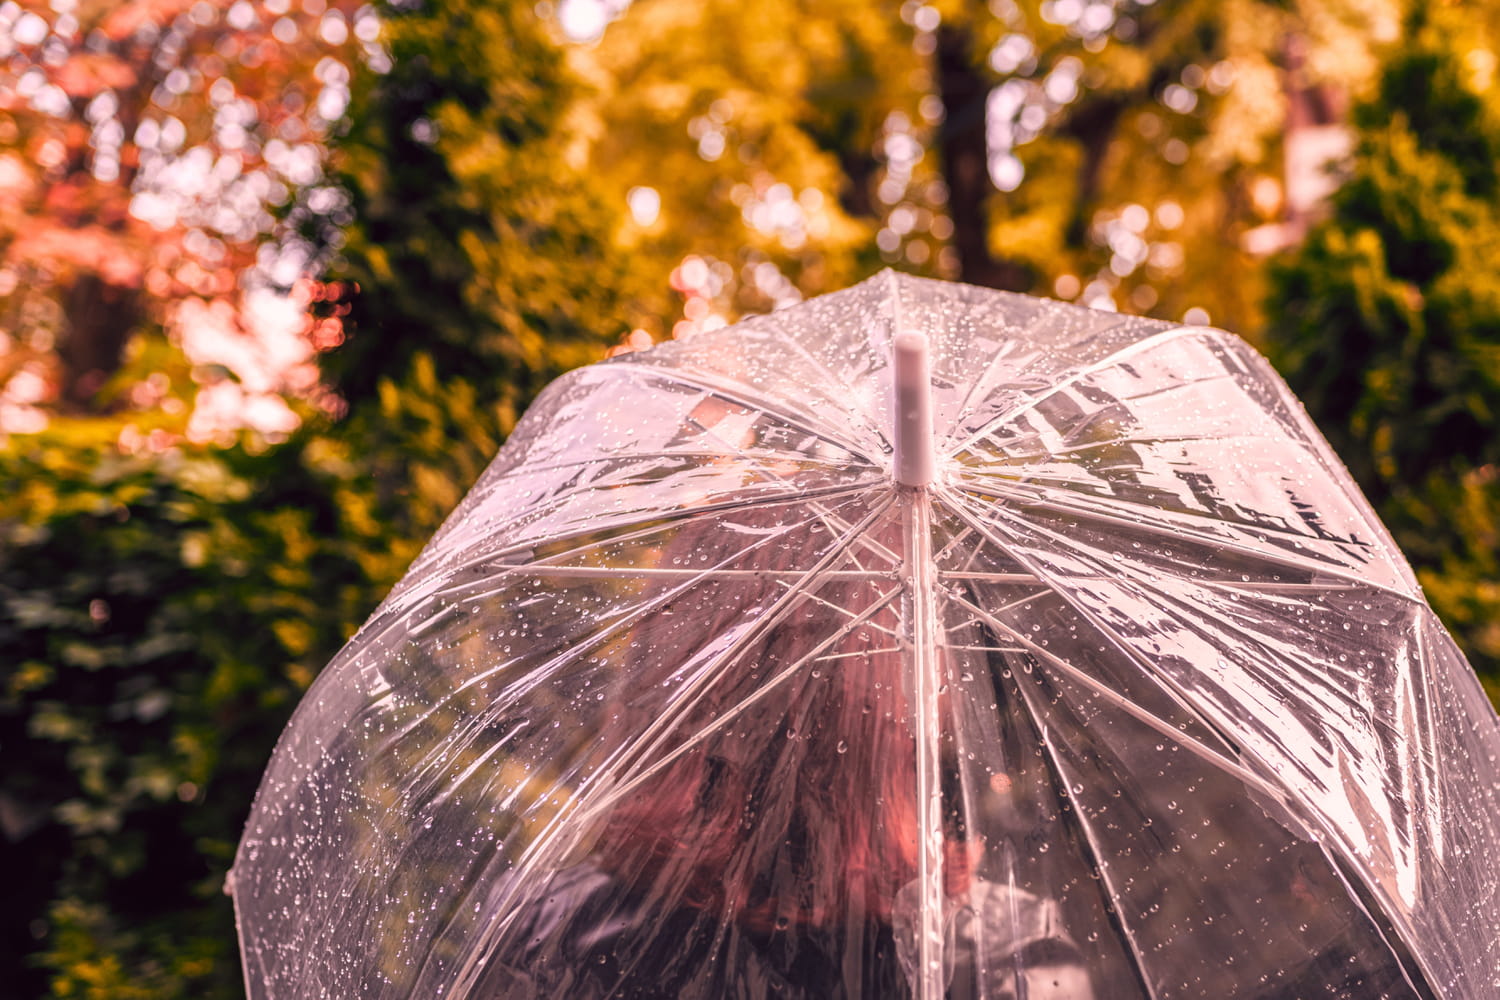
[{"left": 892, "top": 331, "right": 935, "bottom": 486}]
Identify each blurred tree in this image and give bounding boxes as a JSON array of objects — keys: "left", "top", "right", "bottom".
[
  {"left": 313, "top": 0, "right": 648, "bottom": 445},
  {"left": 0, "top": 429, "right": 408, "bottom": 998},
  {"left": 559, "top": 0, "right": 1397, "bottom": 341},
  {"left": 1, "top": 5, "right": 661, "bottom": 983},
  {"left": 0, "top": 351, "right": 515, "bottom": 996},
  {"left": 1267, "top": 4, "right": 1500, "bottom": 691},
  {"left": 932, "top": 0, "right": 1398, "bottom": 333},
  {"left": 562, "top": 0, "right": 925, "bottom": 331},
  {"left": 0, "top": 0, "right": 369, "bottom": 434}
]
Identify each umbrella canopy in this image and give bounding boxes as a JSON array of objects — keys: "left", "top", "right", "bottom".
[{"left": 233, "top": 271, "right": 1500, "bottom": 1000}]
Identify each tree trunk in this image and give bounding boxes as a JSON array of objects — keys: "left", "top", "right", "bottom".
[
  {"left": 56, "top": 273, "right": 144, "bottom": 413},
  {"left": 1058, "top": 95, "right": 1125, "bottom": 248},
  {"left": 934, "top": 24, "right": 1032, "bottom": 291}
]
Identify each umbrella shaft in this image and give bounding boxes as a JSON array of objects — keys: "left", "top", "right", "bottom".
[{"left": 903, "top": 489, "right": 946, "bottom": 999}]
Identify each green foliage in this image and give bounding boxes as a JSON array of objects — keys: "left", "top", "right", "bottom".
[
  {"left": 1397, "top": 467, "right": 1500, "bottom": 701},
  {"left": 0, "top": 429, "right": 414, "bottom": 998},
  {"left": 1267, "top": 8, "right": 1500, "bottom": 687},
  {"left": 573, "top": 0, "right": 920, "bottom": 323},
  {"left": 346, "top": 353, "right": 506, "bottom": 543},
  {"left": 5, "top": 4, "right": 636, "bottom": 993},
  {"left": 317, "top": 0, "right": 647, "bottom": 429}
]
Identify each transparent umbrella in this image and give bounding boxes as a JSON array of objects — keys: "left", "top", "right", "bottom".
[{"left": 232, "top": 271, "right": 1500, "bottom": 1000}]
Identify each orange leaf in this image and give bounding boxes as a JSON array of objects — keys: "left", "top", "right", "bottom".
[
  {"left": 98, "top": 0, "right": 198, "bottom": 43},
  {"left": 54, "top": 53, "right": 139, "bottom": 98}
]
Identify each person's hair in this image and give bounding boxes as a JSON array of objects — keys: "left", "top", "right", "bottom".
[{"left": 590, "top": 503, "right": 931, "bottom": 933}]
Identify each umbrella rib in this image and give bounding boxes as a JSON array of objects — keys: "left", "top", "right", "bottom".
[
  {"left": 947, "top": 642, "right": 1027, "bottom": 653},
  {"left": 1197, "top": 579, "right": 1375, "bottom": 594},
  {"left": 378, "top": 521, "right": 812, "bottom": 768},
  {"left": 565, "top": 582, "right": 904, "bottom": 829},
  {"left": 583, "top": 489, "right": 893, "bottom": 781},
  {"left": 465, "top": 493, "right": 900, "bottom": 954},
  {"left": 696, "top": 407, "right": 901, "bottom": 572},
  {"left": 943, "top": 326, "right": 1200, "bottom": 456},
  {"left": 490, "top": 513, "right": 808, "bottom": 682},
  {"left": 1099, "top": 568, "right": 1405, "bottom": 747},
  {"left": 1001, "top": 661, "right": 1166, "bottom": 1000},
  {"left": 513, "top": 478, "right": 885, "bottom": 561},
  {"left": 768, "top": 491, "right": 899, "bottom": 573},
  {"left": 937, "top": 487, "right": 1450, "bottom": 974},
  {"left": 949, "top": 451, "right": 1416, "bottom": 591},
  {"left": 427, "top": 478, "right": 885, "bottom": 585},
  {"left": 405, "top": 503, "right": 905, "bottom": 776},
  {"left": 813, "top": 644, "right": 904, "bottom": 662},
  {"left": 966, "top": 583, "right": 1057, "bottom": 618},
  {"left": 963, "top": 493, "right": 1393, "bottom": 719},
  {"left": 949, "top": 476, "right": 1419, "bottom": 602},
  {"left": 937, "top": 570, "right": 1045, "bottom": 585},
  {"left": 484, "top": 448, "right": 870, "bottom": 480},
  {"left": 414, "top": 533, "right": 774, "bottom": 647},
  {"left": 786, "top": 583, "right": 903, "bottom": 639},
  {"left": 961, "top": 427, "right": 1267, "bottom": 466},
  {"left": 952, "top": 471, "right": 1345, "bottom": 551},
  {"left": 931, "top": 522, "right": 977, "bottom": 566},
  {"left": 950, "top": 466, "right": 1356, "bottom": 555},
  {"left": 606, "top": 361, "right": 879, "bottom": 462},
  {"left": 752, "top": 315, "right": 890, "bottom": 450},
  {"left": 392, "top": 480, "right": 885, "bottom": 641},
  {"left": 935, "top": 488, "right": 1251, "bottom": 763},
  {"left": 475, "top": 566, "right": 898, "bottom": 580},
  {"left": 942, "top": 307, "right": 1176, "bottom": 452},
  {"left": 947, "top": 589, "right": 1283, "bottom": 797}
]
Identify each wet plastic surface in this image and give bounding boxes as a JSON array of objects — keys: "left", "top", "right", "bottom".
[{"left": 234, "top": 272, "right": 1500, "bottom": 999}]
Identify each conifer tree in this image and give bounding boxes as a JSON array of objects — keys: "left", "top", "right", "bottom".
[
  {"left": 1267, "top": 7, "right": 1500, "bottom": 691},
  {"left": 316, "top": 0, "right": 646, "bottom": 434}
]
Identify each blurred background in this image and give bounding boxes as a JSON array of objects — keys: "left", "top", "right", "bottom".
[{"left": 3, "top": 0, "right": 1499, "bottom": 995}]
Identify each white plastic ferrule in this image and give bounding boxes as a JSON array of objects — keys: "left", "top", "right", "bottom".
[{"left": 893, "top": 331, "right": 935, "bottom": 487}]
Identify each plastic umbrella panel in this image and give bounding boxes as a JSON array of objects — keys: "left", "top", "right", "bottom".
[{"left": 233, "top": 272, "right": 1500, "bottom": 999}]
